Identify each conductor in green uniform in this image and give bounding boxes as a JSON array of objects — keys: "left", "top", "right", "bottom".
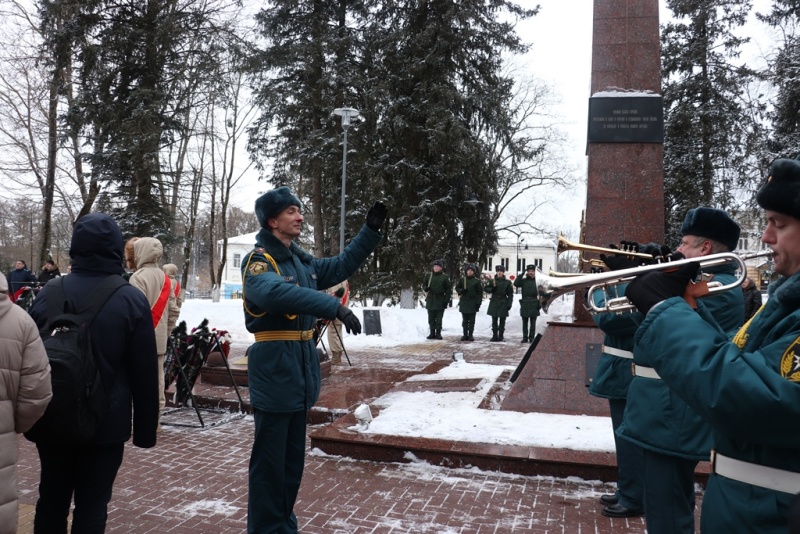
[
  {"left": 513, "top": 264, "right": 541, "bottom": 343},
  {"left": 485, "top": 264, "right": 513, "bottom": 342},
  {"left": 242, "top": 186, "right": 386, "bottom": 533},
  {"left": 423, "top": 259, "right": 451, "bottom": 340},
  {"left": 456, "top": 263, "right": 482, "bottom": 341}
]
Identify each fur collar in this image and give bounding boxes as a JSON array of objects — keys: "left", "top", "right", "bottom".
[
  {"left": 770, "top": 271, "right": 800, "bottom": 307},
  {"left": 255, "top": 228, "right": 315, "bottom": 264}
]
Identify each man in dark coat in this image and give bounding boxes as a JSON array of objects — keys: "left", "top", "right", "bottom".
[
  {"left": 513, "top": 265, "right": 541, "bottom": 343},
  {"left": 26, "top": 213, "right": 159, "bottom": 533},
  {"left": 485, "top": 265, "right": 514, "bottom": 341},
  {"left": 423, "top": 259, "right": 451, "bottom": 340},
  {"left": 741, "top": 276, "right": 763, "bottom": 320},
  {"left": 456, "top": 263, "right": 482, "bottom": 341},
  {"left": 37, "top": 259, "right": 61, "bottom": 285},
  {"left": 242, "top": 186, "right": 386, "bottom": 533},
  {"left": 7, "top": 259, "right": 37, "bottom": 296}
]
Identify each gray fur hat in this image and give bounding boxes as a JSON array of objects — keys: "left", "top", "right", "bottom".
[
  {"left": 680, "top": 207, "right": 740, "bottom": 251},
  {"left": 255, "top": 186, "right": 302, "bottom": 228}
]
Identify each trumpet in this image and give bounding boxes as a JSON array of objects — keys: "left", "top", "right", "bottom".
[
  {"left": 557, "top": 234, "right": 658, "bottom": 270},
  {"left": 537, "top": 252, "right": 758, "bottom": 314}
]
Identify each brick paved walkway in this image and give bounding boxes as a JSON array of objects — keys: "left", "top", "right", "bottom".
[{"left": 16, "top": 336, "right": 703, "bottom": 533}]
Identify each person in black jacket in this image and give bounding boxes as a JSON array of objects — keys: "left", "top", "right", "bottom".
[
  {"left": 741, "top": 277, "right": 763, "bottom": 321},
  {"left": 37, "top": 259, "right": 61, "bottom": 284},
  {"left": 26, "top": 213, "right": 160, "bottom": 533}
]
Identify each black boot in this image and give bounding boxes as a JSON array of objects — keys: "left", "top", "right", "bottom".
[
  {"left": 435, "top": 329, "right": 443, "bottom": 340},
  {"left": 468, "top": 329, "right": 474, "bottom": 342},
  {"left": 490, "top": 329, "right": 499, "bottom": 342},
  {"left": 427, "top": 328, "right": 435, "bottom": 340},
  {"left": 460, "top": 328, "right": 468, "bottom": 341},
  {"left": 498, "top": 329, "right": 505, "bottom": 342},
  {"left": 520, "top": 338, "right": 528, "bottom": 343}
]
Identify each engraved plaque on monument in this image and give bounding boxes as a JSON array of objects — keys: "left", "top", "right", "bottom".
[{"left": 588, "top": 95, "right": 664, "bottom": 143}]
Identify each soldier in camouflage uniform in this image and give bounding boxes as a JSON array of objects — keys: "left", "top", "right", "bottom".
[
  {"left": 423, "top": 259, "right": 451, "bottom": 340},
  {"left": 456, "top": 263, "right": 482, "bottom": 341},
  {"left": 484, "top": 265, "right": 513, "bottom": 342}
]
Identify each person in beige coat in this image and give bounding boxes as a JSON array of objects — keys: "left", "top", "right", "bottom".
[
  {"left": 162, "top": 263, "right": 182, "bottom": 334},
  {"left": 0, "top": 271, "right": 52, "bottom": 533},
  {"left": 129, "top": 238, "right": 178, "bottom": 420}
]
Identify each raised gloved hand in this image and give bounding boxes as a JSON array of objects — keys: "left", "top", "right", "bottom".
[
  {"left": 366, "top": 201, "right": 388, "bottom": 232},
  {"left": 626, "top": 262, "right": 700, "bottom": 314},
  {"left": 336, "top": 305, "right": 362, "bottom": 335}
]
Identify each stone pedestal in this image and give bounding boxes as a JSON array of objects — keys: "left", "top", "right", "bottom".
[
  {"left": 501, "top": 322, "right": 607, "bottom": 416},
  {"left": 505, "top": 0, "right": 664, "bottom": 415}
]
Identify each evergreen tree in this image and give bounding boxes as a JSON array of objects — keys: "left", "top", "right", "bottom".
[
  {"left": 759, "top": 1, "right": 800, "bottom": 160},
  {"left": 661, "top": 0, "right": 763, "bottom": 244}
]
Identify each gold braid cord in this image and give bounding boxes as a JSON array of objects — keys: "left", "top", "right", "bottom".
[{"left": 242, "top": 249, "right": 298, "bottom": 320}]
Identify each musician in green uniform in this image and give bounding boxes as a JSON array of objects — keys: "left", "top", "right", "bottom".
[
  {"left": 484, "top": 264, "right": 513, "bottom": 342},
  {"left": 456, "top": 263, "right": 482, "bottom": 341},
  {"left": 513, "top": 265, "right": 541, "bottom": 343},
  {"left": 242, "top": 186, "right": 386, "bottom": 533},
  {"left": 423, "top": 259, "right": 451, "bottom": 340}
]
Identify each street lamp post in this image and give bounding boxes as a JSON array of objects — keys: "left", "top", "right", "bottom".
[
  {"left": 333, "top": 107, "right": 359, "bottom": 253},
  {"left": 516, "top": 236, "right": 525, "bottom": 274}
]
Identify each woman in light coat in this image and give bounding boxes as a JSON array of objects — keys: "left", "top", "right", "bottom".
[{"left": 0, "top": 271, "right": 52, "bottom": 533}]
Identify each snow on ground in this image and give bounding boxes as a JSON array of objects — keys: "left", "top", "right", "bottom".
[{"left": 176, "top": 293, "right": 615, "bottom": 453}]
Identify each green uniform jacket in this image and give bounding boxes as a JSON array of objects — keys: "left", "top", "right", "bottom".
[
  {"left": 618, "top": 264, "right": 744, "bottom": 461},
  {"left": 588, "top": 283, "right": 643, "bottom": 399},
  {"left": 242, "top": 225, "right": 381, "bottom": 412},
  {"left": 456, "top": 275, "right": 483, "bottom": 313},
  {"left": 423, "top": 272, "right": 451, "bottom": 311},
  {"left": 513, "top": 274, "right": 541, "bottom": 318},
  {"left": 639, "top": 271, "right": 800, "bottom": 533},
  {"left": 485, "top": 276, "right": 513, "bottom": 317}
]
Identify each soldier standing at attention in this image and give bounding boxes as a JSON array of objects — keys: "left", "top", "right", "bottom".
[
  {"left": 423, "top": 259, "right": 451, "bottom": 340},
  {"left": 513, "top": 264, "right": 541, "bottom": 343},
  {"left": 456, "top": 263, "right": 482, "bottom": 341},
  {"left": 485, "top": 265, "right": 513, "bottom": 342}
]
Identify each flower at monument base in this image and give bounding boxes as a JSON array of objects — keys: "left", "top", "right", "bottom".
[{"left": 212, "top": 328, "right": 232, "bottom": 357}]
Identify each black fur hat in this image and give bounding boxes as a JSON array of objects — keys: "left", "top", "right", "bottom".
[
  {"left": 255, "top": 186, "right": 301, "bottom": 228},
  {"left": 465, "top": 263, "right": 477, "bottom": 273},
  {"left": 757, "top": 158, "right": 800, "bottom": 220},
  {"left": 432, "top": 259, "right": 444, "bottom": 268},
  {"left": 680, "top": 207, "right": 740, "bottom": 251},
  {"left": 525, "top": 264, "right": 536, "bottom": 271},
  {"left": 495, "top": 265, "right": 506, "bottom": 272}
]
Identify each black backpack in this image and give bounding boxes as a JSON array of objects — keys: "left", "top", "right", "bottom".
[{"left": 25, "top": 275, "right": 126, "bottom": 443}]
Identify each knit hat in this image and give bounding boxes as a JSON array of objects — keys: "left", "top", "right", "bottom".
[
  {"left": 255, "top": 186, "right": 302, "bottom": 228},
  {"left": 432, "top": 259, "right": 444, "bottom": 268},
  {"left": 680, "top": 207, "right": 740, "bottom": 251},
  {"left": 756, "top": 158, "right": 800, "bottom": 220},
  {"left": 495, "top": 265, "right": 506, "bottom": 272}
]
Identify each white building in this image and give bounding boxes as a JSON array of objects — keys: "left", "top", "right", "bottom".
[
  {"left": 218, "top": 232, "right": 257, "bottom": 298},
  {"left": 482, "top": 235, "right": 558, "bottom": 280}
]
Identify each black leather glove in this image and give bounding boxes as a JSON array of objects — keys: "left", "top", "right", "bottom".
[
  {"left": 336, "top": 305, "right": 361, "bottom": 335},
  {"left": 600, "top": 253, "right": 641, "bottom": 271},
  {"left": 365, "top": 201, "right": 388, "bottom": 231},
  {"left": 334, "top": 287, "right": 345, "bottom": 298},
  {"left": 626, "top": 262, "right": 700, "bottom": 314}
]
